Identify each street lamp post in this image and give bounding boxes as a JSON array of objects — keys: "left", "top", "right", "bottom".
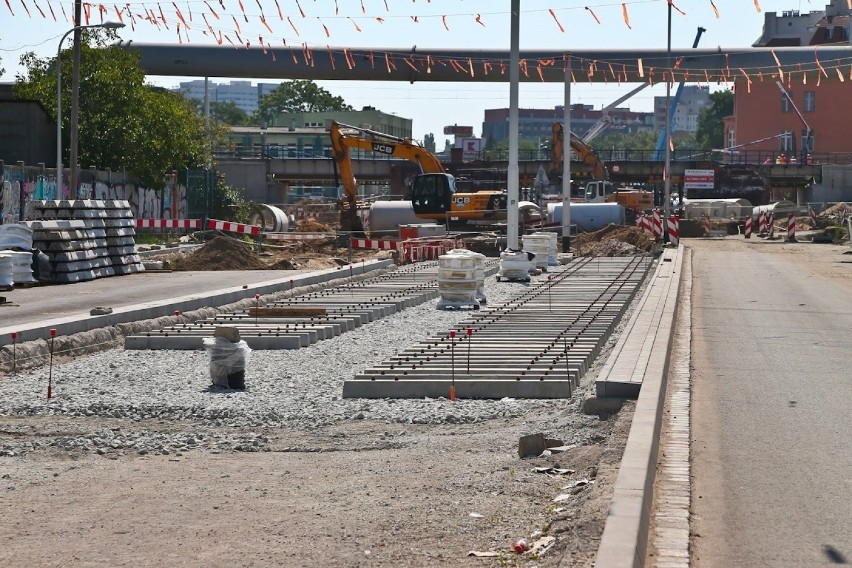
[{"left": 56, "top": 22, "right": 124, "bottom": 198}]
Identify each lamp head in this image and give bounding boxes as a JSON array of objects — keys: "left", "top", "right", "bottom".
[{"left": 100, "top": 22, "right": 125, "bottom": 30}]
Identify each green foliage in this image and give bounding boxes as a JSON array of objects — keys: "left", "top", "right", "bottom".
[
  {"left": 592, "top": 130, "right": 658, "bottom": 151},
  {"left": 189, "top": 100, "right": 250, "bottom": 126},
  {"left": 696, "top": 89, "right": 734, "bottom": 150},
  {"left": 211, "top": 175, "right": 254, "bottom": 223},
  {"left": 423, "top": 133, "right": 436, "bottom": 152},
  {"left": 13, "top": 32, "right": 215, "bottom": 189},
  {"left": 255, "top": 80, "right": 352, "bottom": 124}
]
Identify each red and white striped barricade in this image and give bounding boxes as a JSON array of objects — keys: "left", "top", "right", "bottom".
[
  {"left": 839, "top": 206, "right": 849, "bottom": 225},
  {"left": 744, "top": 215, "right": 752, "bottom": 239},
  {"left": 767, "top": 213, "right": 775, "bottom": 239},
  {"left": 263, "top": 232, "right": 336, "bottom": 242},
  {"left": 787, "top": 214, "right": 796, "bottom": 242},
  {"left": 758, "top": 210, "right": 767, "bottom": 233},
  {"left": 402, "top": 237, "right": 461, "bottom": 264},
  {"left": 136, "top": 218, "right": 201, "bottom": 230},
  {"left": 667, "top": 215, "right": 680, "bottom": 246},
  {"left": 207, "top": 219, "right": 261, "bottom": 237},
  {"left": 350, "top": 238, "right": 400, "bottom": 251},
  {"left": 809, "top": 206, "right": 817, "bottom": 227},
  {"left": 640, "top": 214, "right": 654, "bottom": 237},
  {"left": 652, "top": 209, "right": 663, "bottom": 239},
  {"left": 703, "top": 214, "right": 713, "bottom": 236}
]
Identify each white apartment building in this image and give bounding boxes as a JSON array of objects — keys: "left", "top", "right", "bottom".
[
  {"left": 175, "top": 80, "right": 279, "bottom": 115},
  {"left": 653, "top": 85, "right": 712, "bottom": 134}
]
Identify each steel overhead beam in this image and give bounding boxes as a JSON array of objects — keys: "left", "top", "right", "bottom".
[{"left": 121, "top": 42, "right": 852, "bottom": 83}]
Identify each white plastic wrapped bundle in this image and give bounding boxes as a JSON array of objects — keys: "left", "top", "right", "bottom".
[
  {"left": 436, "top": 248, "right": 483, "bottom": 309},
  {"left": 497, "top": 249, "right": 535, "bottom": 282},
  {"left": 6, "top": 250, "right": 36, "bottom": 284},
  {"left": 0, "top": 223, "right": 33, "bottom": 251},
  {"left": 522, "top": 233, "right": 551, "bottom": 269},
  {"left": 0, "top": 253, "right": 14, "bottom": 289}
]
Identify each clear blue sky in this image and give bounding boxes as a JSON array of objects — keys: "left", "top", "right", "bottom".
[{"left": 1, "top": 1, "right": 799, "bottom": 143}]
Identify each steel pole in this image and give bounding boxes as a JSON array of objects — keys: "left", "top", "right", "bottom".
[{"left": 55, "top": 27, "right": 78, "bottom": 195}]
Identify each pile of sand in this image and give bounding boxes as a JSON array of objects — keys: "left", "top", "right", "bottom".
[
  {"left": 174, "top": 237, "right": 268, "bottom": 271},
  {"left": 295, "top": 218, "right": 335, "bottom": 233},
  {"left": 573, "top": 224, "right": 656, "bottom": 257}
]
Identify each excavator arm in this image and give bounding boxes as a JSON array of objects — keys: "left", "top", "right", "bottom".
[{"left": 550, "top": 122, "right": 608, "bottom": 181}]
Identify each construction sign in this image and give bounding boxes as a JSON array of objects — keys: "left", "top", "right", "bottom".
[{"left": 684, "top": 169, "right": 715, "bottom": 190}]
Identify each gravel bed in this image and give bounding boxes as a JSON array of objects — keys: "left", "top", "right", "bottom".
[{"left": 1, "top": 273, "right": 582, "bottom": 457}]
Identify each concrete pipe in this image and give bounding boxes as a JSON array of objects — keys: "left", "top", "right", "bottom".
[{"left": 248, "top": 204, "right": 290, "bottom": 233}]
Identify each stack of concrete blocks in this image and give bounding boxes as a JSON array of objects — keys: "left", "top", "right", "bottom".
[
  {"left": 521, "top": 233, "right": 551, "bottom": 271},
  {"left": 436, "top": 248, "right": 483, "bottom": 310},
  {"left": 29, "top": 200, "right": 144, "bottom": 283}
]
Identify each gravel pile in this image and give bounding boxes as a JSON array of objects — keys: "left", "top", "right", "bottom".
[{"left": 1, "top": 273, "right": 584, "bottom": 457}]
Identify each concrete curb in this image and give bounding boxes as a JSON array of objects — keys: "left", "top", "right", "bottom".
[
  {"left": 0, "top": 259, "right": 393, "bottom": 347},
  {"left": 594, "top": 246, "right": 684, "bottom": 568}
]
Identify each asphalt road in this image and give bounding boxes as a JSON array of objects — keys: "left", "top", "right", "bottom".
[
  {"left": 0, "top": 270, "right": 306, "bottom": 330},
  {"left": 689, "top": 240, "right": 852, "bottom": 567}
]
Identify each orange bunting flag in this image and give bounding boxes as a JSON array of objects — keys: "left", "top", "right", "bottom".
[
  {"left": 482, "top": 60, "right": 490, "bottom": 75},
  {"left": 468, "top": 57, "right": 475, "bottom": 77},
  {"left": 294, "top": 0, "right": 304, "bottom": 17},
  {"left": 537, "top": 65, "right": 544, "bottom": 82},
  {"left": 704, "top": 69, "right": 710, "bottom": 82},
  {"left": 204, "top": 1, "right": 218, "bottom": 19},
  {"left": 410, "top": 16, "right": 418, "bottom": 22},
  {"left": 608, "top": 63, "right": 616, "bottom": 78},
  {"left": 334, "top": 0, "right": 338, "bottom": 15},
  {"left": 384, "top": 53, "right": 396, "bottom": 73},
  {"left": 368, "top": 50, "right": 374, "bottom": 68},
  {"left": 585, "top": 7, "right": 601, "bottom": 25},
  {"left": 177, "top": 24, "right": 182, "bottom": 44},
  {"left": 327, "top": 46, "right": 335, "bottom": 70},
  {"left": 383, "top": 0, "right": 388, "bottom": 11},
  {"left": 157, "top": 4, "right": 167, "bottom": 26},
  {"left": 19, "top": 0, "right": 30, "bottom": 16},
  {"left": 637, "top": 58, "right": 644, "bottom": 78},
  {"left": 4, "top": 0, "right": 13, "bottom": 16},
  {"left": 519, "top": 59, "right": 529, "bottom": 78},
  {"left": 441, "top": 15, "right": 449, "bottom": 31},
  {"left": 360, "top": 0, "right": 365, "bottom": 13},
  {"left": 771, "top": 49, "right": 784, "bottom": 81},
  {"left": 836, "top": 67, "right": 845, "bottom": 82},
  {"left": 232, "top": 14, "right": 241, "bottom": 33},
  {"left": 404, "top": 57, "right": 417, "bottom": 72},
  {"left": 288, "top": 46, "right": 297, "bottom": 64},
  {"left": 548, "top": 9, "right": 564, "bottom": 32},
  {"left": 375, "top": 17, "right": 384, "bottom": 23},
  {"left": 173, "top": 3, "right": 188, "bottom": 27},
  {"left": 814, "top": 48, "right": 828, "bottom": 77},
  {"left": 223, "top": 33, "right": 234, "bottom": 47},
  {"left": 475, "top": 14, "right": 484, "bottom": 26},
  {"left": 753, "top": 0, "right": 761, "bottom": 13},
  {"left": 319, "top": 17, "right": 330, "bottom": 37},
  {"left": 348, "top": 17, "right": 361, "bottom": 31},
  {"left": 32, "top": 0, "right": 45, "bottom": 18},
  {"left": 287, "top": 16, "right": 299, "bottom": 35},
  {"left": 48, "top": 1, "right": 55, "bottom": 19},
  {"left": 260, "top": 16, "right": 272, "bottom": 33},
  {"left": 622, "top": 3, "right": 631, "bottom": 29},
  {"left": 667, "top": 0, "right": 685, "bottom": 16},
  {"left": 710, "top": 0, "right": 720, "bottom": 18},
  {"left": 234, "top": 29, "right": 243, "bottom": 44},
  {"left": 669, "top": 137, "right": 674, "bottom": 152},
  {"left": 84, "top": 3, "right": 90, "bottom": 23},
  {"left": 273, "top": 0, "right": 281, "bottom": 19}
]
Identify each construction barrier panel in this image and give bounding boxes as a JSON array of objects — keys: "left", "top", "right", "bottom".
[
  {"left": 667, "top": 215, "right": 680, "bottom": 246},
  {"left": 787, "top": 214, "right": 796, "bottom": 242},
  {"left": 758, "top": 210, "right": 767, "bottom": 233},
  {"left": 402, "top": 237, "right": 462, "bottom": 264},
  {"left": 207, "top": 219, "right": 261, "bottom": 237},
  {"left": 350, "top": 238, "right": 400, "bottom": 251},
  {"left": 136, "top": 218, "right": 201, "bottom": 229},
  {"left": 744, "top": 215, "right": 752, "bottom": 239},
  {"left": 264, "top": 232, "right": 336, "bottom": 241}
]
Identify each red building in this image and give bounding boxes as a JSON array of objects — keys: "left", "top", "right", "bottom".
[{"left": 726, "top": 3, "right": 852, "bottom": 162}]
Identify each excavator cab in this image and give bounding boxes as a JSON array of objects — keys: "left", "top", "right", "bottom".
[{"left": 410, "top": 173, "right": 456, "bottom": 215}]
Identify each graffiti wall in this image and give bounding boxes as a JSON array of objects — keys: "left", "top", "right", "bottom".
[{"left": 0, "top": 163, "right": 191, "bottom": 224}]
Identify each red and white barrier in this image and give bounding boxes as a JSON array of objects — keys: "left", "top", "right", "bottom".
[
  {"left": 667, "top": 215, "right": 680, "bottom": 246},
  {"left": 758, "top": 210, "right": 767, "bottom": 233},
  {"left": 767, "top": 212, "right": 775, "bottom": 239},
  {"left": 809, "top": 206, "right": 817, "bottom": 227},
  {"left": 787, "top": 214, "right": 796, "bottom": 242},
  {"left": 350, "top": 238, "right": 400, "bottom": 251},
  {"left": 402, "top": 237, "right": 461, "bottom": 264},
  {"left": 136, "top": 218, "right": 201, "bottom": 229},
  {"left": 652, "top": 209, "right": 663, "bottom": 239},
  {"left": 744, "top": 215, "right": 752, "bottom": 239},
  {"left": 207, "top": 219, "right": 261, "bottom": 237},
  {"left": 264, "top": 232, "right": 336, "bottom": 241},
  {"left": 703, "top": 214, "right": 713, "bottom": 236}
]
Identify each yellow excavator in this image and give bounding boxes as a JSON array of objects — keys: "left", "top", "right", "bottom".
[
  {"left": 550, "top": 122, "right": 652, "bottom": 211},
  {"left": 329, "top": 121, "right": 507, "bottom": 228}
]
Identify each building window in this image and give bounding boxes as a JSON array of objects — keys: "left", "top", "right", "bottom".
[
  {"left": 803, "top": 91, "right": 815, "bottom": 112},
  {"left": 727, "top": 128, "right": 735, "bottom": 149},
  {"left": 780, "top": 130, "right": 794, "bottom": 152},
  {"left": 781, "top": 95, "right": 792, "bottom": 113}
]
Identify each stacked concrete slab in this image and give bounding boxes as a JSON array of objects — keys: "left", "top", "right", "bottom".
[{"left": 28, "top": 200, "right": 144, "bottom": 283}]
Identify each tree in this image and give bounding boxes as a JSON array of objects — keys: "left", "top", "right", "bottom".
[
  {"left": 423, "top": 133, "right": 436, "bottom": 153},
  {"left": 254, "top": 80, "right": 352, "bottom": 124},
  {"left": 189, "top": 100, "right": 250, "bottom": 126},
  {"left": 13, "top": 32, "right": 221, "bottom": 188},
  {"left": 695, "top": 90, "right": 734, "bottom": 150}
]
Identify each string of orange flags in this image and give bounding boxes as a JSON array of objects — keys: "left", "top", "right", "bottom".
[{"left": 11, "top": 0, "right": 852, "bottom": 85}]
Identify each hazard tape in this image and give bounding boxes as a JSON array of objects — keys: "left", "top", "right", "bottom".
[
  {"left": 350, "top": 239, "right": 400, "bottom": 250},
  {"left": 136, "top": 218, "right": 201, "bottom": 229},
  {"left": 265, "top": 232, "right": 337, "bottom": 241},
  {"left": 207, "top": 219, "right": 261, "bottom": 237}
]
